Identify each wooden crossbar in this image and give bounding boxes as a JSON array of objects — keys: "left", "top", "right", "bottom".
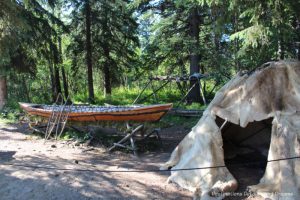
[{"left": 108, "top": 124, "right": 162, "bottom": 156}]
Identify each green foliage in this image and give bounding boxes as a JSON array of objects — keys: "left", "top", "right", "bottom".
[
  {"left": 1, "top": 0, "right": 300, "bottom": 117},
  {"left": 70, "top": 81, "right": 214, "bottom": 110},
  {"left": 135, "top": 0, "right": 237, "bottom": 94},
  {"left": 0, "top": 0, "right": 66, "bottom": 75},
  {"left": 228, "top": 0, "right": 300, "bottom": 68},
  {"left": 160, "top": 115, "right": 199, "bottom": 128},
  {"left": 72, "top": 85, "right": 183, "bottom": 105},
  {"left": 67, "top": 0, "right": 139, "bottom": 95},
  {"left": 59, "top": 130, "right": 90, "bottom": 142},
  {"left": 0, "top": 106, "right": 20, "bottom": 123}
]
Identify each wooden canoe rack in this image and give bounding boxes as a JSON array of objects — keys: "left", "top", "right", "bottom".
[
  {"left": 108, "top": 123, "right": 161, "bottom": 156},
  {"left": 133, "top": 73, "right": 208, "bottom": 106},
  {"left": 21, "top": 93, "right": 171, "bottom": 155}
]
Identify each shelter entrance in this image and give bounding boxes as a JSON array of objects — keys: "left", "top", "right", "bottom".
[{"left": 216, "top": 117, "right": 273, "bottom": 193}]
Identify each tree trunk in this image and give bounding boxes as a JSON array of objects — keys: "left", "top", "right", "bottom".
[
  {"left": 61, "top": 68, "right": 69, "bottom": 99},
  {"left": 103, "top": 45, "right": 111, "bottom": 96},
  {"left": 85, "top": 0, "right": 94, "bottom": 103},
  {"left": 233, "top": 10, "right": 241, "bottom": 71},
  {"left": 71, "top": 53, "right": 79, "bottom": 94},
  {"left": 48, "top": 62, "right": 56, "bottom": 102},
  {"left": 0, "top": 76, "right": 7, "bottom": 109},
  {"left": 22, "top": 75, "right": 30, "bottom": 102},
  {"left": 187, "top": 8, "right": 201, "bottom": 103},
  {"left": 102, "top": 8, "right": 111, "bottom": 96},
  {"left": 54, "top": 64, "right": 62, "bottom": 97},
  {"left": 278, "top": 39, "right": 285, "bottom": 60},
  {"left": 298, "top": 43, "right": 300, "bottom": 61},
  {"left": 58, "top": 36, "right": 69, "bottom": 100},
  {"left": 297, "top": 18, "right": 300, "bottom": 61},
  {"left": 277, "top": 4, "right": 285, "bottom": 60}
]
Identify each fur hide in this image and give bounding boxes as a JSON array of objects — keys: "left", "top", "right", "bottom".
[{"left": 161, "top": 60, "right": 300, "bottom": 200}]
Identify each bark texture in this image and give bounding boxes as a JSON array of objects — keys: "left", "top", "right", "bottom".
[
  {"left": 187, "top": 8, "right": 201, "bottom": 103},
  {"left": 85, "top": 0, "right": 94, "bottom": 102},
  {"left": 0, "top": 76, "right": 7, "bottom": 109}
]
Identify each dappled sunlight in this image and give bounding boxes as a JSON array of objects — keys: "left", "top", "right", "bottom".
[
  {"left": 0, "top": 122, "right": 192, "bottom": 199},
  {"left": 2, "top": 0, "right": 300, "bottom": 198},
  {"left": 0, "top": 152, "right": 192, "bottom": 199}
]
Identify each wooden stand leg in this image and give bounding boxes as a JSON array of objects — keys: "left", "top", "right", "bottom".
[
  {"left": 154, "top": 129, "right": 161, "bottom": 142},
  {"left": 108, "top": 124, "right": 162, "bottom": 155},
  {"left": 108, "top": 124, "right": 143, "bottom": 155},
  {"left": 144, "top": 128, "right": 161, "bottom": 140},
  {"left": 130, "top": 136, "right": 137, "bottom": 156}
]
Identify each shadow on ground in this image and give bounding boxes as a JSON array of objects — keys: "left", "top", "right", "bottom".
[{"left": 0, "top": 153, "right": 191, "bottom": 200}]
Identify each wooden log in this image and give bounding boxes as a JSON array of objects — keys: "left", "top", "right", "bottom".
[{"left": 168, "top": 108, "right": 204, "bottom": 117}]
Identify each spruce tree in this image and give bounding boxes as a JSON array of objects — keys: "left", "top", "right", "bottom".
[
  {"left": 69, "top": 0, "right": 139, "bottom": 97},
  {"left": 0, "top": 0, "right": 65, "bottom": 107}
]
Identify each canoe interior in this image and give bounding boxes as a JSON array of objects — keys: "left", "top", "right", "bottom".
[{"left": 32, "top": 104, "right": 146, "bottom": 113}]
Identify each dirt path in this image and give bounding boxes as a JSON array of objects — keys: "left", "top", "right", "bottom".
[{"left": 0, "top": 122, "right": 192, "bottom": 200}]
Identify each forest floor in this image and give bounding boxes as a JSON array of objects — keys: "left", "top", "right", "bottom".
[{"left": 0, "top": 121, "right": 264, "bottom": 200}]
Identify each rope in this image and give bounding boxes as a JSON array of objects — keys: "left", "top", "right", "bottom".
[{"left": 0, "top": 156, "right": 299, "bottom": 173}]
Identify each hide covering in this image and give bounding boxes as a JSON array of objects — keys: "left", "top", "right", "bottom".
[{"left": 161, "top": 60, "right": 300, "bottom": 200}]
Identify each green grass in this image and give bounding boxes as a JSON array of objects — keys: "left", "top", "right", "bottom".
[
  {"left": 183, "top": 102, "right": 207, "bottom": 110},
  {"left": 0, "top": 117, "right": 17, "bottom": 124},
  {"left": 72, "top": 86, "right": 184, "bottom": 105},
  {"left": 158, "top": 114, "right": 200, "bottom": 129},
  {"left": 72, "top": 85, "right": 211, "bottom": 110},
  {"left": 59, "top": 129, "right": 90, "bottom": 142},
  {"left": 0, "top": 82, "right": 212, "bottom": 154},
  {"left": 2, "top": 85, "right": 209, "bottom": 125},
  {"left": 0, "top": 106, "right": 20, "bottom": 124},
  {"left": 3, "top": 84, "right": 210, "bottom": 136}
]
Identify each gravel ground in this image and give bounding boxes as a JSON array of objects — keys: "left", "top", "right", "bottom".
[
  {"left": 0, "top": 121, "right": 265, "bottom": 200},
  {"left": 0, "top": 122, "right": 192, "bottom": 200}
]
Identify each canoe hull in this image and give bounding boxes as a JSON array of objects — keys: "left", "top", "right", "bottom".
[{"left": 19, "top": 103, "right": 172, "bottom": 122}]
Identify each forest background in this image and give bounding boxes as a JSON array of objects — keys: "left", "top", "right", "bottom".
[{"left": 1, "top": 0, "right": 300, "bottom": 114}]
